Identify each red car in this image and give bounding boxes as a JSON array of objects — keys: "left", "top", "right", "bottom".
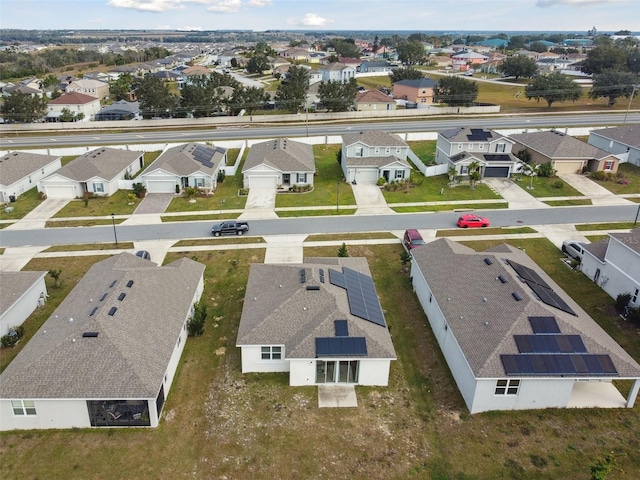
[
  {"left": 403, "top": 229, "right": 425, "bottom": 250},
  {"left": 457, "top": 214, "right": 490, "bottom": 228}
]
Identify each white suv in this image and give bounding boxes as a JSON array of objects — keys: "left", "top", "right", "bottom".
[{"left": 562, "top": 240, "right": 585, "bottom": 260}]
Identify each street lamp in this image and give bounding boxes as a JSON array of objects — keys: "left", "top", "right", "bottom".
[
  {"left": 634, "top": 203, "right": 640, "bottom": 226},
  {"left": 336, "top": 182, "right": 340, "bottom": 213},
  {"left": 110, "top": 213, "right": 118, "bottom": 247},
  {"left": 623, "top": 84, "right": 639, "bottom": 126}
]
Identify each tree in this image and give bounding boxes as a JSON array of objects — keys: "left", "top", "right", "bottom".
[
  {"left": 434, "top": 76, "right": 478, "bottom": 107},
  {"left": 627, "top": 47, "right": 640, "bottom": 73},
  {"left": 589, "top": 69, "right": 638, "bottom": 106},
  {"left": 519, "top": 162, "right": 539, "bottom": 189},
  {"left": 529, "top": 41, "right": 549, "bottom": 53},
  {"left": 396, "top": 40, "right": 426, "bottom": 65},
  {"left": 0, "top": 91, "right": 47, "bottom": 123},
  {"left": 246, "top": 55, "right": 270, "bottom": 74},
  {"left": 318, "top": 78, "right": 358, "bottom": 112},
  {"left": 400, "top": 250, "right": 412, "bottom": 266},
  {"left": 58, "top": 107, "right": 83, "bottom": 122},
  {"left": 109, "top": 73, "right": 134, "bottom": 101},
  {"left": 48, "top": 269, "right": 62, "bottom": 288},
  {"left": 136, "top": 75, "right": 178, "bottom": 119},
  {"left": 582, "top": 44, "right": 628, "bottom": 75},
  {"left": 323, "top": 38, "right": 360, "bottom": 58},
  {"left": 390, "top": 67, "right": 424, "bottom": 83},
  {"left": 515, "top": 148, "right": 532, "bottom": 164},
  {"left": 525, "top": 72, "right": 582, "bottom": 108},
  {"left": 467, "top": 160, "right": 481, "bottom": 189},
  {"left": 230, "top": 85, "right": 269, "bottom": 115},
  {"left": 337, "top": 243, "right": 349, "bottom": 257},
  {"left": 187, "top": 302, "right": 207, "bottom": 336},
  {"left": 498, "top": 56, "right": 537, "bottom": 79},
  {"left": 275, "top": 65, "right": 309, "bottom": 113}
]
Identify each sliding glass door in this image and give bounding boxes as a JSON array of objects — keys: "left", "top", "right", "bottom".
[{"left": 316, "top": 360, "right": 359, "bottom": 383}]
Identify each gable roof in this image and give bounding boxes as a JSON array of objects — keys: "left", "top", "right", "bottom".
[
  {"left": 53, "top": 147, "right": 143, "bottom": 182},
  {"left": 0, "top": 254, "right": 205, "bottom": 399},
  {"left": 439, "top": 126, "right": 512, "bottom": 144},
  {"left": 345, "top": 155, "right": 411, "bottom": 169},
  {"left": 0, "top": 151, "right": 60, "bottom": 186},
  {"left": 510, "top": 130, "right": 612, "bottom": 160},
  {"left": 393, "top": 78, "right": 439, "bottom": 89},
  {"left": 146, "top": 143, "right": 226, "bottom": 176},
  {"left": 610, "top": 228, "right": 640, "bottom": 255},
  {"left": 243, "top": 138, "right": 314, "bottom": 173},
  {"left": 342, "top": 130, "right": 408, "bottom": 149},
  {"left": 411, "top": 238, "right": 640, "bottom": 379},
  {"left": 590, "top": 125, "right": 640, "bottom": 149},
  {"left": 67, "top": 78, "right": 109, "bottom": 89},
  {"left": 48, "top": 92, "right": 99, "bottom": 105},
  {"left": 0, "top": 271, "right": 47, "bottom": 317},
  {"left": 355, "top": 89, "right": 395, "bottom": 104},
  {"left": 237, "top": 258, "right": 396, "bottom": 360}
]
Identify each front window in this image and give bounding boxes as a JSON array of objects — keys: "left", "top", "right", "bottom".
[
  {"left": 496, "top": 143, "right": 506, "bottom": 153},
  {"left": 11, "top": 400, "right": 36, "bottom": 416},
  {"left": 458, "top": 144, "right": 463, "bottom": 150},
  {"left": 495, "top": 379, "right": 520, "bottom": 395},
  {"left": 632, "top": 288, "right": 639, "bottom": 305},
  {"left": 468, "top": 143, "right": 474, "bottom": 150},
  {"left": 375, "top": 147, "right": 380, "bottom": 154},
  {"left": 461, "top": 166, "right": 469, "bottom": 175},
  {"left": 604, "top": 161, "right": 614, "bottom": 171},
  {"left": 297, "top": 173, "right": 307, "bottom": 183},
  {"left": 194, "top": 178, "right": 205, "bottom": 187},
  {"left": 385, "top": 147, "right": 390, "bottom": 154},
  {"left": 355, "top": 147, "right": 363, "bottom": 157},
  {"left": 261, "top": 346, "right": 282, "bottom": 360},
  {"left": 395, "top": 170, "right": 405, "bottom": 179},
  {"left": 92, "top": 183, "right": 104, "bottom": 193}
]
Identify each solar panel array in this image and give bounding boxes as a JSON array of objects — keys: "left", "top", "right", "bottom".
[
  {"left": 514, "top": 334, "right": 587, "bottom": 354},
  {"left": 483, "top": 154, "right": 511, "bottom": 162},
  {"left": 501, "top": 354, "right": 618, "bottom": 376},
  {"left": 192, "top": 145, "right": 215, "bottom": 168},
  {"left": 529, "top": 316, "right": 561, "bottom": 334},
  {"left": 506, "top": 260, "right": 577, "bottom": 316},
  {"left": 467, "top": 128, "right": 492, "bottom": 142},
  {"left": 316, "top": 337, "right": 367, "bottom": 356},
  {"left": 329, "top": 268, "right": 386, "bottom": 327}
]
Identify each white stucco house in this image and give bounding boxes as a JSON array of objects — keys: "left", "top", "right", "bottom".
[
  {"left": 237, "top": 258, "right": 396, "bottom": 386},
  {"left": 317, "top": 63, "right": 356, "bottom": 83},
  {"left": 0, "top": 253, "right": 205, "bottom": 431},
  {"left": 140, "top": 143, "right": 227, "bottom": 194},
  {"left": 0, "top": 151, "right": 61, "bottom": 204},
  {"left": 46, "top": 92, "right": 101, "bottom": 122},
  {"left": 410, "top": 238, "right": 640, "bottom": 414},
  {"left": 588, "top": 125, "right": 640, "bottom": 168},
  {"left": 340, "top": 130, "right": 412, "bottom": 184},
  {"left": 580, "top": 228, "right": 640, "bottom": 307},
  {"left": 0, "top": 271, "right": 48, "bottom": 337},
  {"left": 38, "top": 147, "right": 144, "bottom": 199},
  {"left": 435, "top": 126, "right": 519, "bottom": 179},
  {"left": 242, "top": 138, "right": 315, "bottom": 190}
]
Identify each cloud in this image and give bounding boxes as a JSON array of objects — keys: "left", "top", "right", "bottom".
[
  {"left": 536, "top": 0, "right": 626, "bottom": 6},
  {"left": 246, "top": 0, "right": 272, "bottom": 6},
  {"left": 108, "top": 0, "right": 257, "bottom": 13},
  {"left": 177, "top": 26, "right": 204, "bottom": 31},
  {"left": 206, "top": 0, "right": 242, "bottom": 13},
  {"left": 299, "top": 13, "right": 332, "bottom": 27}
]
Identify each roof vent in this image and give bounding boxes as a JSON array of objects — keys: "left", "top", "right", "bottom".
[
  {"left": 108, "top": 307, "right": 117, "bottom": 316},
  {"left": 497, "top": 275, "right": 508, "bottom": 283},
  {"left": 512, "top": 292, "right": 523, "bottom": 301},
  {"left": 126, "top": 280, "right": 134, "bottom": 288},
  {"left": 100, "top": 293, "right": 108, "bottom": 301},
  {"left": 109, "top": 280, "right": 117, "bottom": 288},
  {"left": 90, "top": 306, "right": 98, "bottom": 316},
  {"left": 482, "top": 297, "right": 488, "bottom": 303},
  {"left": 118, "top": 293, "right": 126, "bottom": 301},
  {"left": 484, "top": 258, "right": 493, "bottom": 265},
  {"left": 82, "top": 332, "right": 99, "bottom": 338},
  {"left": 306, "top": 285, "right": 320, "bottom": 291}
]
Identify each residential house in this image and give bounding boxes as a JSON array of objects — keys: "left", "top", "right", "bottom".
[
  {"left": 141, "top": 143, "right": 226, "bottom": 194},
  {"left": 357, "top": 61, "right": 398, "bottom": 74},
  {"left": 510, "top": 130, "right": 619, "bottom": 174},
  {"left": 0, "top": 151, "right": 62, "bottom": 203},
  {"left": 46, "top": 92, "right": 101, "bottom": 122},
  {"left": 38, "top": 147, "right": 144, "bottom": 199},
  {"left": 588, "top": 125, "right": 640, "bottom": 167},
  {"left": 0, "top": 271, "right": 47, "bottom": 337},
  {"left": 410, "top": 238, "right": 640, "bottom": 414},
  {"left": 2, "top": 78, "right": 43, "bottom": 98},
  {"left": 236, "top": 258, "right": 396, "bottom": 386},
  {"left": 451, "top": 50, "right": 488, "bottom": 71},
  {"left": 354, "top": 89, "right": 396, "bottom": 112},
  {"left": 0, "top": 253, "right": 205, "bottom": 430},
  {"left": 242, "top": 138, "right": 314, "bottom": 190},
  {"left": 535, "top": 58, "right": 574, "bottom": 73},
  {"left": 435, "top": 127, "right": 519, "bottom": 178},
  {"left": 318, "top": 63, "right": 356, "bottom": 83},
  {"left": 392, "top": 78, "right": 439, "bottom": 106},
  {"left": 94, "top": 100, "right": 140, "bottom": 121},
  {"left": 337, "top": 57, "right": 363, "bottom": 70},
  {"left": 340, "top": 130, "right": 412, "bottom": 184},
  {"left": 279, "top": 47, "right": 310, "bottom": 62},
  {"left": 580, "top": 228, "right": 640, "bottom": 308},
  {"left": 65, "top": 78, "right": 110, "bottom": 100}
]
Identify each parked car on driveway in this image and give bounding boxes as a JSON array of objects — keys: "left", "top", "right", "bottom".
[
  {"left": 403, "top": 229, "right": 425, "bottom": 251},
  {"left": 211, "top": 220, "right": 250, "bottom": 236},
  {"left": 135, "top": 250, "right": 151, "bottom": 260},
  {"left": 562, "top": 240, "right": 585, "bottom": 260},
  {"left": 457, "top": 214, "right": 490, "bottom": 228}
]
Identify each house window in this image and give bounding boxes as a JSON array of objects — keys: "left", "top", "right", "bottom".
[
  {"left": 261, "top": 346, "right": 282, "bottom": 360},
  {"left": 396, "top": 148, "right": 401, "bottom": 154},
  {"left": 297, "top": 173, "right": 307, "bottom": 183},
  {"left": 92, "top": 183, "right": 104, "bottom": 193},
  {"left": 385, "top": 147, "right": 390, "bottom": 154},
  {"left": 375, "top": 147, "right": 380, "bottom": 154},
  {"left": 194, "top": 178, "right": 205, "bottom": 187},
  {"left": 395, "top": 170, "right": 405, "bottom": 179},
  {"left": 468, "top": 144, "right": 474, "bottom": 150},
  {"left": 458, "top": 144, "right": 463, "bottom": 149},
  {"left": 632, "top": 288, "right": 639, "bottom": 305},
  {"left": 604, "top": 161, "right": 614, "bottom": 171},
  {"left": 479, "top": 144, "right": 484, "bottom": 150},
  {"left": 461, "top": 166, "right": 469, "bottom": 175},
  {"left": 355, "top": 147, "right": 363, "bottom": 157},
  {"left": 495, "top": 379, "right": 520, "bottom": 395},
  {"left": 496, "top": 143, "right": 506, "bottom": 153},
  {"left": 11, "top": 400, "right": 36, "bottom": 416}
]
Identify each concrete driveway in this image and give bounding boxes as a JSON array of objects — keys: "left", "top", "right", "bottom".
[
  {"left": 352, "top": 183, "right": 394, "bottom": 215},
  {"left": 239, "top": 188, "right": 277, "bottom": 220},
  {"left": 5, "top": 198, "right": 70, "bottom": 230},
  {"left": 483, "top": 178, "right": 550, "bottom": 210},
  {"left": 559, "top": 174, "right": 634, "bottom": 206}
]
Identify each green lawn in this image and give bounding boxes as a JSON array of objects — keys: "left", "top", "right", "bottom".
[
  {"left": 590, "top": 164, "right": 640, "bottom": 195},
  {"left": 515, "top": 176, "right": 584, "bottom": 198},
  {"left": 0, "top": 187, "right": 43, "bottom": 221},
  {"left": 575, "top": 222, "right": 636, "bottom": 231},
  {"left": 436, "top": 226, "right": 537, "bottom": 237},
  {"left": 392, "top": 202, "right": 509, "bottom": 213},
  {"left": 383, "top": 174, "right": 501, "bottom": 203},
  {"left": 407, "top": 140, "right": 437, "bottom": 165},
  {"left": 276, "top": 208, "right": 356, "bottom": 217},
  {"left": 53, "top": 190, "right": 138, "bottom": 217},
  {"left": 275, "top": 145, "right": 356, "bottom": 208}
]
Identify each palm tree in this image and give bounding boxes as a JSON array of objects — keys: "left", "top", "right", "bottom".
[
  {"left": 467, "top": 160, "right": 481, "bottom": 189},
  {"left": 448, "top": 166, "right": 457, "bottom": 185},
  {"left": 519, "top": 162, "right": 539, "bottom": 190}
]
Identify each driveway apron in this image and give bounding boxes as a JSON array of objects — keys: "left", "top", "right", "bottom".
[
  {"left": 351, "top": 184, "right": 394, "bottom": 215},
  {"left": 239, "top": 188, "right": 277, "bottom": 220},
  {"left": 559, "top": 174, "right": 634, "bottom": 206},
  {"left": 482, "top": 178, "right": 550, "bottom": 210}
]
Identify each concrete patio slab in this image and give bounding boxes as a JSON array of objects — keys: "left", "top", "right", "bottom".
[
  {"left": 318, "top": 385, "right": 358, "bottom": 408},
  {"left": 567, "top": 381, "right": 626, "bottom": 409}
]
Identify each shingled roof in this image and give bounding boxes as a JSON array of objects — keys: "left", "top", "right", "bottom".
[
  {"left": 146, "top": 143, "right": 226, "bottom": 176},
  {"left": 590, "top": 125, "right": 640, "bottom": 149},
  {"left": 342, "top": 130, "right": 408, "bottom": 148},
  {"left": 52, "top": 147, "right": 144, "bottom": 182},
  {"left": 510, "top": 130, "right": 613, "bottom": 159},
  {"left": 243, "top": 138, "right": 314, "bottom": 173},
  {"left": 0, "top": 271, "right": 47, "bottom": 317},
  {"left": 0, "top": 151, "right": 60, "bottom": 186}
]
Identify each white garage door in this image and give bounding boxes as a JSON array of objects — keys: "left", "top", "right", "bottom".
[
  {"left": 554, "top": 161, "right": 583, "bottom": 175},
  {"left": 146, "top": 180, "right": 176, "bottom": 193},
  {"left": 354, "top": 169, "right": 379, "bottom": 184},
  {"left": 249, "top": 176, "right": 278, "bottom": 189},
  {"left": 44, "top": 185, "right": 76, "bottom": 199}
]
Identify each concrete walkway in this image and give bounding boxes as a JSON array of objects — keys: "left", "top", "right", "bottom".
[
  {"left": 352, "top": 184, "right": 394, "bottom": 215},
  {"left": 483, "top": 178, "right": 550, "bottom": 210},
  {"left": 559, "top": 173, "right": 634, "bottom": 206}
]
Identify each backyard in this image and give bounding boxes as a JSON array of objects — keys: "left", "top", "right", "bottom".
[{"left": 1, "top": 238, "right": 639, "bottom": 479}]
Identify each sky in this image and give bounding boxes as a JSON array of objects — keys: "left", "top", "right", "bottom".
[{"left": 1, "top": 0, "right": 639, "bottom": 33}]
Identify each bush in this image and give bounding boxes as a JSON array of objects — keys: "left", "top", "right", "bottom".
[
  {"left": 187, "top": 302, "right": 207, "bottom": 336},
  {"left": 132, "top": 182, "right": 147, "bottom": 198},
  {"left": 292, "top": 184, "right": 312, "bottom": 192},
  {"left": 217, "top": 170, "right": 226, "bottom": 183},
  {"left": 376, "top": 177, "right": 386, "bottom": 186},
  {"left": 552, "top": 180, "right": 564, "bottom": 189},
  {"left": 615, "top": 292, "right": 632, "bottom": 313},
  {"left": 617, "top": 178, "right": 630, "bottom": 185},
  {"left": 1, "top": 334, "right": 18, "bottom": 348},
  {"left": 627, "top": 306, "right": 640, "bottom": 326},
  {"left": 537, "top": 161, "right": 556, "bottom": 178},
  {"left": 590, "top": 171, "right": 607, "bottom": 181}
]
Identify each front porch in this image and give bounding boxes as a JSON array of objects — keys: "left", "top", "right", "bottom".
[{"left": 566, "top": 380, "right": 639, "bottom": 409}]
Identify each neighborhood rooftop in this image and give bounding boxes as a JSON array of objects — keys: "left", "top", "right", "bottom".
[
  {"left": 53, "top": 147, "right": 143, "bottom": 182},
  {"left": 0, "top": 151, "right": 60, "bottom": 186},
  {"left": 510, "top": 130, "right": 612, "bottom": 159}
]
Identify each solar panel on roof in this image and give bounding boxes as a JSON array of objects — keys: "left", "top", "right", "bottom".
[
  {"left": 529, "top": 316, "right": 560, "bottom": 334},
  {"left": 330, "top": 268, "right": 386, "bottom": 327},
  {"left": 515, "top": 335, "right": 587, "bottom": 354},
  {"left": 506, "top": 260, "right": 550, "bottom": 288},
  {"left": 192, "top": 145, "right": 215, "bottom": 168},
  {"left": 316, "top": 337, "right": 367, "bottom": 357},
  {"left": 501, "top": 354, "right": 617, "bottom": 376},
  {"left": 467, "top": 128, "right": 492, "bottom": 141},
  {"left": 527, "top": 281, "right": 577, "bottom": 316},
  {"left": 334, "top": 320, "right": 348, "bottom": 337},
  {"left": 329, "top": 269, "right": 346, "bottom": 289}
]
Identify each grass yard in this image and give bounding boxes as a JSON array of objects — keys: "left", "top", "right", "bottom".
[
  {"left": 392, "top": 202, "right": 509, "bottom": 213},
  {"left": 276, "top": 208, "right": 356, "bottom": 217},
  {"left": 590, "top": 164, "right": 640, "bottom": 195},
  {"left": 575, "top": 222, "right": 636, "bottom": 231},
  {"left": 0, "top": 187, "right": 43, "bottom": 221},
  {"left": 383, "top": 174, "right": 501, "bottom": 204},
  {"left": 1, "top": 242, "right": 639, "bottom": 479},
  {"left": 514, "top": 176, "right": 584, "bottom": 198},
  {"left": 356, "top": 75, "right": 392, "bottom": 91},
  {"left": 161, "top": 213, "right": 239, "bottom": 222},
  {"left": 43, "top": 242, "right": 134, "bottom": 252},
  {"left": 407, "top": 140, "right": 437, "bottom": 164},
  {"left": 436, "top": 226, "right": 537, "bottom": 237},
  {"left": 543, "top": 199, "right": 593, "bottom": 206},
  {"left": 53, "top": 190, "right": 138, "bottom": 217},
  {"left": 275, "top": 145, "right": 356, "bottom": 208}
]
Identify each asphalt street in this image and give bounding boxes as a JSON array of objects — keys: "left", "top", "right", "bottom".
[{"left": 1, "top": 205, "right": 637, "bottom": 248}]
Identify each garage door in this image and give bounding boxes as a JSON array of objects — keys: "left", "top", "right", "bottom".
[
  {"left": 354, "top": 169, "right": 379, "bottom": 184},
  {"left": 483, "top": 167, "right": 510, "bottom": 178},
  {"left": 44, "top": 185, "right": 76, "bottom": 198},
  {"left": 146, "top": 180, "right": 176, "bottom": 193},
  {"left": 249, "top": 176, "right": 278, "bottom": 189},
  {"left": 554, "top": 161, "right": 583, "bottom": 175}
]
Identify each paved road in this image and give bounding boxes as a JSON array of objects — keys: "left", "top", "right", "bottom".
[
  {"left": 2, "top": 113, "right": 639, "bottom": 148},
  {"left": 1, "top": 204, "right": 637, "bottom": 248}
]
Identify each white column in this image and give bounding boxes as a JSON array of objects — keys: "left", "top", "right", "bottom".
[{"left": 626, "top": 379, "right": 640, "bottom": 408}]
